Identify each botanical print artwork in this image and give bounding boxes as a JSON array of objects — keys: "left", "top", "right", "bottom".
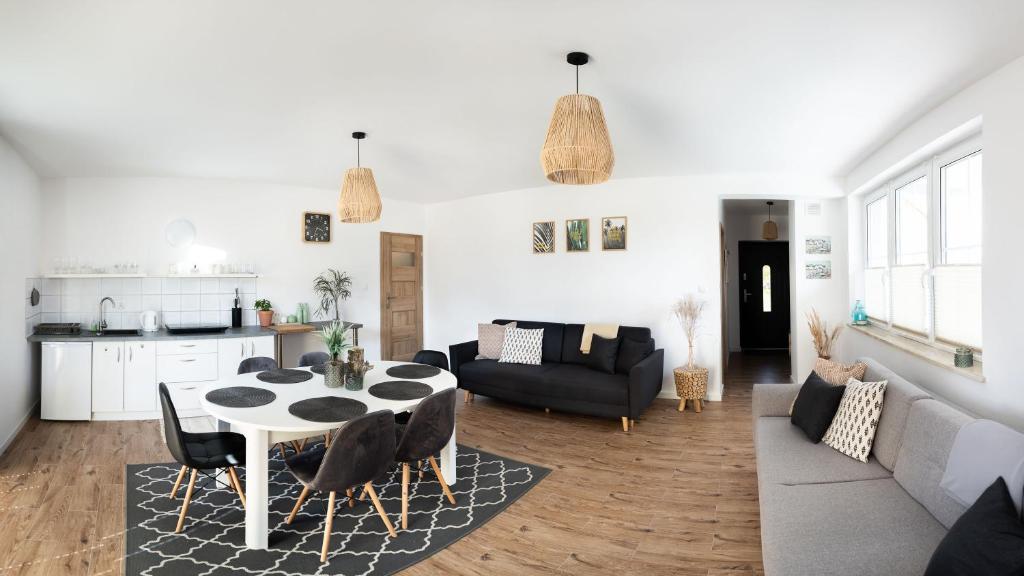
[
  {"left": 533, "top": 221, "right": 555, "bottom": 254},
  {"left": 602, "top": 216, "right": 627, "bottom": 250},
  {"left": 566, "top": 218, "right": 590, "bottom": 252},
  {"left": 806, "top": 260, "right": 832, "bottom": 279},
  {"left": 806, "top": 235, "right": 831, "bottom": 254}
]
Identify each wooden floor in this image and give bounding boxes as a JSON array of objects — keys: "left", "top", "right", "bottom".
[{"left": 0, "top": 352, "right": 791, "bottom": 575}]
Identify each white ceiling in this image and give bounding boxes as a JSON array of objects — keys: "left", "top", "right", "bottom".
[{"left": 1, "top": 1, "right": 1023, "bottom": 203}]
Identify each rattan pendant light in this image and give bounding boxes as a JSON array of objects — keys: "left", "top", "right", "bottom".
[
  {"left": 541, "top": 51, "right": 614, "bottom": 185},
  {"left": 762, "top": 201, "right": 779, "bottom": 240},
  {"left": 339, "top": 131, "right": 382, "bottom": 223}
]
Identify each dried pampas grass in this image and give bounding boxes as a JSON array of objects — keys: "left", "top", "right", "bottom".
[
  {"left": 673, "top": 295, "right": 705, "bottom": 369},
  {"left": 807, "top": 308, "right": 842, "bottom": 359}
]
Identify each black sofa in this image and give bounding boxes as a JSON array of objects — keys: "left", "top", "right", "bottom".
[{"left": 449, "top": 319, "right": 665, "bottom": 431}]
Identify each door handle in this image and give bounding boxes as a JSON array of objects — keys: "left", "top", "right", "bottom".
[
  {"left": 116, "top": 347, "right": 121, "bottom": 362},
  {"left": 129, "top": 346, "right": 133, "bottom": 363},
  {"left": 241, "top": 342, "right": 244, "bottom": 357},
  {"left": 180, "top": 358, "right": 196, "bottom": 363},
  {"left": 743, "top": 289, "right": 752, "bottom": 303},
  {"left": 386, "top": 293, "right": 393, "bottom": 310},
  {"left": 250, "top": 341, "right": 255, "bottom": 356},
  {"left": 180, "top": 344, "right": 196, "bottom": 348}
]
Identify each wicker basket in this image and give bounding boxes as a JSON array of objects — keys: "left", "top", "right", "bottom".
[{"left": 674, "top": 366, "right": 708, "bottom": 413}]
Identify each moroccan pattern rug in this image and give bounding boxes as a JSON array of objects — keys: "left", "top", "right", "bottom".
[{"left": 125, "top": 445, "right": 548, "bottom": 575}]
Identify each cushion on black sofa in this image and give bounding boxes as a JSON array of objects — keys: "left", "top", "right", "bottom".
[
  {"left": 586, "top": 335, "right": 620, "bottom": 374},
  {"left": 616, "top": 338, "right": 654, "bottom": 374},
  {"left": 494, "top": 319, "right": 564, "bottom": 363},
  {"left": 541, "top": 364, "right": 629, "bottom": 405},
  {"left": 459, "top": 359, "right": 557, "bottom": 390}
]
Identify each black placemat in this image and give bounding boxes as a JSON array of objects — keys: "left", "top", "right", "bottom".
[
  {"left": 309, "top": 363, "right": 326, "bottom": 375},
  {"left": 385, "top": 364, "right": 442, "bottom": 379},
  {"left": 368, "top": 380, "right": 433, "bottom": 401},
  {"left": 288, "top": 397, "right": 367, "bottom": 422},
  {"left": 257, "top": 368, "right": 314, "bottom": 384},
  {"left": 205, "top": 386, "right": 277, "bottom": 408}
]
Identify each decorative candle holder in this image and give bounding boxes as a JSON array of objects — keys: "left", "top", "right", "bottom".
[
  {"left": 954, "top": 347, "right": 974, "bottom": 368},
  {"left": 345, "top": 359, "right": 373, "bottom": 391}
]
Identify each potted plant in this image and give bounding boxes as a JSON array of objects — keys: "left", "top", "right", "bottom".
[
  {"left": 807, "top": 307, "right": 842, "bottom": 360},
  {"left": 313, "top": 269, "right": 353, "bottom": 322},
  {"left": 254, "top": 299, "right": 274, "bottom": 327},
  {"left": 672, "top": 295, "right": 708, "bottom": 413},
  {"left": 319, "top": 321, "right": 350, "bottom": 388}
]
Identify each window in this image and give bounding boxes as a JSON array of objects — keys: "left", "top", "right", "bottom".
[
  {"left": 762, "top": 265, "right": 772, "bottom": 312},
  {"left": 861, "top": 137, "right": 982, "bottom": 351}
]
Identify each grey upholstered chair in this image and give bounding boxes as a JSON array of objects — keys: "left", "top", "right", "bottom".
[
  {"left": 412, "top": 350, "right": 449, "bottom": 372},
  {"left": 284, "top": 410, "right": 398, "bottom": 562},
  {"left": 237, "top": 356, "right": 278, "bottom": 374},
  {"left": 394, "top": 388, "right": 457, "bottom": 529},
  {"left": 298, "top": 351, "right": 330, "bottom": 367}
]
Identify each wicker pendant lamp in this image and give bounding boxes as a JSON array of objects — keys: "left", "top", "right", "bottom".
[
  {"left": 541, "top": 51, "right": 614, "bottom": 185},
  {"left": 338, "top": 131, "right": 382, "bottom": 224},
  {"left": 762, "top": 201, "right": 779, "bottom": 240}
]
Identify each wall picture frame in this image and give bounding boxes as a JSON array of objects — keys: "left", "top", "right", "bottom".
[
  {"left": 532, "top": 221, "right": 556, "bottom": 254},
  {"left": 601, "top": 216, "right": 627, "bottom": 250},
  {"left": 805, "top": 260, "right": 832, "bottom": 279},
  {"left": 303, "top": 212, "right": 331, "bottom": 243},
  {"left": 566, "top": 218, "right": 590, "bottom": 252},
  {"left": 805, "top": 235, "right": 831, "bottom": 255}
]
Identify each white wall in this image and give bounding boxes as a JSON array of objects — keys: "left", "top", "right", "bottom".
[
  {"left": 0, "top": 136, "right": 42, "bottom": 453},
  {"left": 843, "top": 54, "right": 1024, "bottom": 429},
  {"left": 40, "top": 177, "right": 426, "bottom": 362}
]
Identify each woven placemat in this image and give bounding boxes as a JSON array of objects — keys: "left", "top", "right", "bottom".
[
  {"left": 205, "top": 386, "right": 277, "bottom": 408},
  {"left": 385, "top": 364, "right": 442, "bottom": 379},
  {"left": 288, "top": 397, "right": 368, "bottom": 422},
  {"left": 309, "top": 363, "right": 326, "bottom": 375},
  {"left": 257, "top": 368, "right": 314, "bottom": 384},
  {"left": 368, "top": 380, "right": 433, "bottom": 401}
]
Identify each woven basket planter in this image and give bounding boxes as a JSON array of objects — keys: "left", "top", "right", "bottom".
[{"left": 674, "top": 366, "right": 708, "bottom": 413}]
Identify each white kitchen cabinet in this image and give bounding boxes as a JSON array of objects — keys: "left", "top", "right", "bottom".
[
  {"left": 124, "top": 341, "right": 157, "bottom": 412},
  {"left": 92, "top": 342, "right": 124, "bottom": 412},
  {"left": 218, "top": 335, "right": 276, "bottom": 376},
  {"left": 251, "top": 335, "right": 275, "bottom": 359}
]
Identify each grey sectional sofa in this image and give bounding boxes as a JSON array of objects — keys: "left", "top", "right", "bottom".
[{"left": 753, "top": 357, "right": 973, "bottom": 576}]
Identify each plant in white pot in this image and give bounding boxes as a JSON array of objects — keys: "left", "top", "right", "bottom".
[
  {"left": 319, "top": 321, "right": 350, "bottom": 388},
  {"left": 672, "top": 295, "right": 708, "bottom": 413}
]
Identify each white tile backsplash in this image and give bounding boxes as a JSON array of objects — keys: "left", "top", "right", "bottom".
[
  {"left": 142, "top": 294, "right": 162, "bottom": 311},
  {"left": 162, "top": 294, "right": 181, "bottom": 312},
  {"left": 219, "top": 278, "right": 240, "bottom": 293},
  {"left": 181, "top": 311, "right": 201, "bottom": 324},
  {"left": 180, "top": 278, "right": 200, "bottom": 294},
  {"left": 61, "top": 294, "right": 82, "bottom": 313},
  {"left": 200, "top": 311, "right": 221, "bottom": 323},
  {"left": 119, "top": 293, "right": 142, "bottom": 312},
  {"left": 41, "top": 295, "right": 60, "bottom": 313},
  {"left": 143, "top": 277, "right": 162, "bottom": 295},
  {"left": 42, "top": 278, "right": 62, "bottom": 296},
  {"left": 161, "top": 277, "right": 180, "bottom": 294},
  {"left": 180, "top": 294, "right": 200, "bottom": 311},
  {"left": 42, "top": 312, "right": 60, "bottom": 323},
  {"left": 200, "top": 295, "right": 220, "bottom": 311},
  {"left": 163, "top": 311, "right": 181, "bottom": 325},
  {"left": 201, "top": 278, "right": 220, "bottom": 293},
  {"left": 240, "top": 278, "right": 256, "bottom": 293},
  {"left": 122, "top": 278, "right": 142, "bottom": 294},
  {"left": 100, "top": 278, "right": 123, "bottom": 295}
]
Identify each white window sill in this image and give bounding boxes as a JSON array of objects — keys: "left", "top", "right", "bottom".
[{"left": 847, "top": 323, "right": 984, "bottom": 383}]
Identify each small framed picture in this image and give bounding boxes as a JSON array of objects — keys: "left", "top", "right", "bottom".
[
  {"left": 303, "top": 212, "right": 331, "bottom": 243},
  {"left": 806, "top": 260, "right": 832, "bottom": 279},
  {"left": 601, "top": 216, "right": 627, "bottom": 250},
  {"left": 805, "top": 235, "right": 831, "bottom": 255},
  {"left": 566, "top": 218, "right": 590, "bottom": 252},
  {"left": 532, "top": 221, "right": 556, "bottom": 254}
]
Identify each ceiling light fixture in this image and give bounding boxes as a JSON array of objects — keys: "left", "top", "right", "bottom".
[
  {"left": 338, "top": 131, "right": 382, "bottom": 224},
  {"left": 540, "top": 51, "right": 614, "bottom": 185},
  {"left": 762, "top": 201, "right": 779, "bottom": 240}
]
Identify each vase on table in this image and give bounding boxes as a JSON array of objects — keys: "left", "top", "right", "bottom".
[{"left": 324, "top": 361, "right": 344, "bottom": 388}]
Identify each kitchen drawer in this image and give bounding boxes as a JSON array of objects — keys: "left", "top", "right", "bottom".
[
  {"left": 157, "top": 353, "right": 218, "bottom": 383},
  {"left": 165, "top": 381, "right": 202, "bottom": 411},
  {"left": 156, "top": 339, "right": 218, "bottom": 356}
]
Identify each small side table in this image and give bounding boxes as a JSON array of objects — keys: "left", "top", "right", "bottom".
[{"left": 674, "top": 366, "right": 708, "bottom": 413}]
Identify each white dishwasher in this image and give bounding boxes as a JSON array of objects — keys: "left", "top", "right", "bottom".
[{"left": 41, "top": 342, "right": 93, "bottom": 421}]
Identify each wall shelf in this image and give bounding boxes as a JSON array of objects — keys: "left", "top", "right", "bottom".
[{"left": 42, "top": 273, "right": 260, "bottom": 279}]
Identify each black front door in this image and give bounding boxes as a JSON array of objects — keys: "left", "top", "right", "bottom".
[{"left": 739, "top": 241, "right": 790, "bottom": 350}]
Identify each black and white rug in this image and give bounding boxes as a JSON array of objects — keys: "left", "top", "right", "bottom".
[{"left": 125, "top": 445, "right": 549, "bottom": 575}]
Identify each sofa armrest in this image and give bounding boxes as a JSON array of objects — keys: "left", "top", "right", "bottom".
[
  {"left": 448, "top": 340, "right": 479, "bottom": 382},
  {"left": 627, "top": 349, "right": 665, "bottom": 419},
  {"left": 752, "top": 383, "right": 801, "bottom": 419}
]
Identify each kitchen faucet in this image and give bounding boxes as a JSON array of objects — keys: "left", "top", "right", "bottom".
[{"left": 99, "top": 296, "right": 115, "bottom": 333}]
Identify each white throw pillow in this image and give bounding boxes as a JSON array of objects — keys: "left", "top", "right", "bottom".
[
  {"left": 822, "top": 378, "right": 888, "bottom": 463},
  {"left": 498, "top": 327, "right": 544, "bottom": 365}
]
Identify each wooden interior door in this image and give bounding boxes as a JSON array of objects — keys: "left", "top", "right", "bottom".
[{"left": 380, "top": 232, "right": 423, "bottom": 361}]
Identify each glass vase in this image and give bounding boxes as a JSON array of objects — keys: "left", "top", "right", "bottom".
[{"left": 345, "top": 372, "right": 364, "bottom": 391}]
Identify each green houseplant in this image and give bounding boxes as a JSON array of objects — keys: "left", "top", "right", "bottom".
[
  {"left": 313, "top": 269, "right": 353, "bottom": 322},
  {"left": 254, "top": 298, "right": 274, "bottom": 328},
  {"left": 318, "top": 321, "right": 350, "bottom": 388}
]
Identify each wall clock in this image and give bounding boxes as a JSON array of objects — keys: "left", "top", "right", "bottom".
[{"left": 303, "top": 212, "right": 331, "bottom": 243}]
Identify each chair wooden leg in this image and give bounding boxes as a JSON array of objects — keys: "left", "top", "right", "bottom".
[
  {"left": 358, "top": 487, "right": 367, "bottom": 501},
  {"left": 227, "top": 467, "right": 246, "bottom": 509},
  {"left": 419, "top": 460, "right": 425, "bottom": 481},
  {"left": 324, "top": 430, "right": 331, "bottom": 448},
  {"left": 175, "top": 468, "right": 199, "bottom": 533},
  {"left": 427, "top": 456, "right": 456, "bottom": 505},
  {"left": 277, "top": 443, "right": 287, "bottom": 460},
  {"left": 364, "top": 483, "right": 397, "bottom": 537},
  {"left": 287, "top": 485, "right": 310, "bottom": 525},
  {"left": 401, "top": 463, "right": 410, "bottom": 530},
  {"left": 621, "top": 417, "right": 629, "bottom": 432},
  {"left": 320, "top": 491, "right": 336, "bottom": 563},
  {"left": 346, "top": 488, "right": 355, "bottom": 508},
  {"left": 290, "top": 440, "right": 303, "bottom": 453},
  {"left": 169, "top": 465, "right": 187, "bottom": 499}
]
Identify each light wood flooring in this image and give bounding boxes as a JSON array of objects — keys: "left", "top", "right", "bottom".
[{"left": 0, "top": 352, "right": 790, "bottom": 575}]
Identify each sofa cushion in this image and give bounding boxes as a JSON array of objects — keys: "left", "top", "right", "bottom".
[
  {"left": 458, "top": 359, "right": 558, "bottom": 391},
  {"left": 760, "top": 478, "right": 947, "bottom": 576},
  {"left": 895, "top": 399, "right": 971, "bottom": 529},
  {"left": 615, "top": 337, "right": 654, "bottom": 375},
  {"left": 790, "top": 372, "right": 846, "bottom": 443},
  {"left": 822, "top": 378, "right": 888, "bottom": 463},
  {"left": 814, "top": 357, "right": 867, "bottom": 385},
  {"left": 755, "top": 417, "right": 893, "bottom": 486},
  {"left": 477, "top": 321, "right": 516, "bottom": 359},
  {"left": 498, "top": 327, "right": 544, "bottom": 365},
  {"left": 494, "top": 319, "right": 564, "bottom": 363},
  {"left": 541, "top": 364, "right": 628, "bottom": 405},
  {"left": 585, "top": 335, "right": 619, "bottom": 374},
  {"left": 857, "top": 357, "right": 932, "bottom": 471}
]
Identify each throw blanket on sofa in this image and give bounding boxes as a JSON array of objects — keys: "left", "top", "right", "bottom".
[
  {"left": 940, "top": 419, "right": 1024, "bottom": 514},
  {"left": 580, "top": 323, "right": 619, "bottom": 354}
]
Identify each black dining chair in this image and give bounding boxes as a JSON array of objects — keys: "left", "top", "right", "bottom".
[
  {"left": 283, "top": 410, "right": 398, "bottom": 562},
  {"left": 394, "top": 388, "right": 457, "bottom": 530},
  {"left": 298, "top": 351, "right": 330, "bottom": 367},
  {"left": 159, "top": 383, "right": 247, "bottom": 534},
  {"left": 238, "top": 356, "right": 278, "bottom": 374},
  {"left": 412, "top": 350, "right": 449, "bottom": 372}
]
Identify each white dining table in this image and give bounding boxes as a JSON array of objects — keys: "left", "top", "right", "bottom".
[{"left": 199, "top": 360, "right": 458, "bottom": 550}]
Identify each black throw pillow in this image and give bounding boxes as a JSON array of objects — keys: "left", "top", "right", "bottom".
[
  {"left": 615, "top": 338, "right": 655, "bottom": 374},
  {"left": 790, "top": 372, "right": 846, "bottom": 443},
  {"left": 924, "top": 477, "right": 1024, "bottom": 576},
  {"left": 586, "top": 335, "right": 620, "bottom": 375}
]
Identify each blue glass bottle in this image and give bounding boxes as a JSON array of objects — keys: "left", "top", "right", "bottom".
[{"left": 851, "top": 300, "right": 868, "bottom": 325}]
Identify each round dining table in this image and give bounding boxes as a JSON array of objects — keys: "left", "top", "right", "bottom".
[{"left": 200, "top": 361, "right": 458, "bottom": 550}]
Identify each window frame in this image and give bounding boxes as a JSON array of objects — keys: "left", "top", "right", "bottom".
[{"left": 861, "top": 134, "right": 982, "bottom": 355}]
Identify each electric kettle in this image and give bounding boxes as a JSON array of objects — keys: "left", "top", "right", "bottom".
[{"left": 140, "top": 310, "right": 159, "bottom": 332}]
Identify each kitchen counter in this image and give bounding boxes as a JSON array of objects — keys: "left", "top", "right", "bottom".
[{"left": 28, "top": 325, "right": 276, "bottom": 343}]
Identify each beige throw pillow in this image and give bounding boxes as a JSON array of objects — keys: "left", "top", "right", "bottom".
[
  {"left": 823, "top": 378, "right": 888, "bottom": 463},
  {"left": 814, "top": 358, "right": 867, "bottom": 386},
  {"left": 581, "top": 323, "right": 619, "bottom": 354},
  {"left": 477, "top": 322, "right": 516, "bottom": 360}
]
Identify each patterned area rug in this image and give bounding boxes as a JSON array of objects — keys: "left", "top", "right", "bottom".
[{"left": 125, "top": 445, "right": 548, "bottom": 575}]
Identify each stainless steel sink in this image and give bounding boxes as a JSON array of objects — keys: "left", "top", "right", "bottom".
[{"left": 92, "top": 328, "right": 142, "bottom": 336}]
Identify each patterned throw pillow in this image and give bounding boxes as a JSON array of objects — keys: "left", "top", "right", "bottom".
[
  {"left": 498, "top": 327, "right": 544, "bottom": 365},
  {"left": 814, "top": 358, "right": 867, "bottom": 386},
  {"left": 476, "top": 322, "right": 516, "bottom": 360},
  {"left": 823, "top": 378, "right": 889, "bottom": 463}
]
